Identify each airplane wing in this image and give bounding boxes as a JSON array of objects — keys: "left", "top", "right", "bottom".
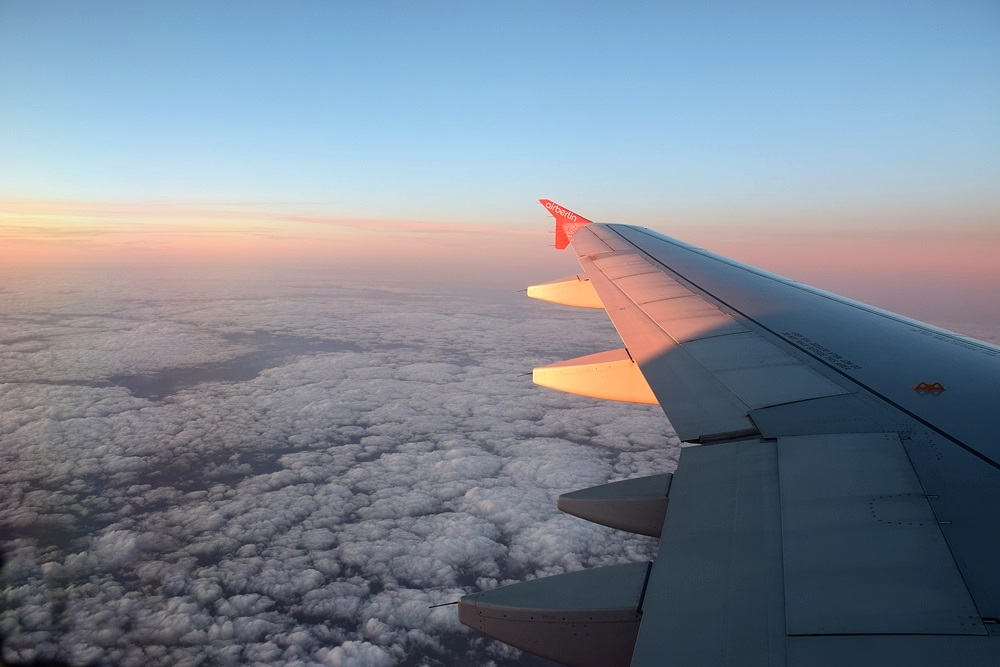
[{"left": 458, "top": 201, "right": 1000, "bottom": 666}]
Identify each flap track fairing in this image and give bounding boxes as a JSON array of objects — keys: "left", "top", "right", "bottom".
[
  {"left": 533, "top": 348, "right": 658, "bottom": 404},
  {"left": 558, "top": 473, "right": 673, "bottom": 537},
  {"left": 458, "top": 562, "right": 650, "bottom": 667},
  {"left": 526, "top": 274, "right": 604, "bottom": 309}
]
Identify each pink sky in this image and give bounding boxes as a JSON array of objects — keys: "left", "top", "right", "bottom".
[
  {"left": 679, "top": 226, "right": 1000, "bottom": 339},
  {"left": 2, "top": 197, "right": 997, "bottom": 341}
]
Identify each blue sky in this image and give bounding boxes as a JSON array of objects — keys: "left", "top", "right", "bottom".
[{"left": 2, "top": 1, "right": 998, "bottom": 225}]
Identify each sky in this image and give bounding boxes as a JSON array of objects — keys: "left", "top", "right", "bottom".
[
  {"left": 1, "top": 2, "right": 999, "bottom": 666},
  {"left": 1, "top": 1, "right": 997, "bottom": 332}
]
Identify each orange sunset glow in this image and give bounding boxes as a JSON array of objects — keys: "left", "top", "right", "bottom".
[{"left": 3, "top": 196, "right": 997, "bottom": 338}]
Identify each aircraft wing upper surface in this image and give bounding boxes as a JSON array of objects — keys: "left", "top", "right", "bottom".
[{"left": 458, "top": 201, "right": 1000, "bottom": 666}]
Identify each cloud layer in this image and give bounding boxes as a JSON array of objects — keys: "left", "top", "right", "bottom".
[{"left": 1, "top": 267, "right": 678, "bottom": 666}]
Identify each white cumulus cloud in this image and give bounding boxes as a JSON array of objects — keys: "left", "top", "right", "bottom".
[{"left": 1, "top": 269, "right": 677, "bottom": 666}]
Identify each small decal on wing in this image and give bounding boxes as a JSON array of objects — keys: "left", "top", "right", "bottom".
[{"left": 913, "top": 381, "right": 945, "bottom": 396}]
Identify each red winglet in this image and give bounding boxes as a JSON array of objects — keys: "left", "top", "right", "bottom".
[{"left": 539, "top": 199, "right": 592, "bottom": 250}]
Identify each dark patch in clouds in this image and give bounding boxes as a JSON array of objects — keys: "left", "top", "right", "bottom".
[
  {"left": 1, "top": 269, "right": 678, "bottom": 666},
  {"left": 108, "top": 333, "right": 363, "bottom": 399}
]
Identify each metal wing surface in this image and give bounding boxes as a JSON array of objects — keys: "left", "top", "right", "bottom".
[{"left": 458, "top": 202, "right": 1000, "bottom": 666}]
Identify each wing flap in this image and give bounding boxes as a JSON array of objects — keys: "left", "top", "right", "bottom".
[
  {"left": 779, "top": 432, "right": 985, "bottom": 636},
  {"left": 630, "top": 438, "right": 786, "bottom": 666},
  {"left": 632, "top": 433, "right": 988, "bottom": 666}
]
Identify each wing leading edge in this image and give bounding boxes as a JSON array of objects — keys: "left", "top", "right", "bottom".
[{"left": 458, "top": 201, "right": 1000, "bottom": 666}]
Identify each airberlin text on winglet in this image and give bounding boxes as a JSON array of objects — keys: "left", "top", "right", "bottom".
[
  {"left": 542, "top": 200, "right": 579, "bottom": 223},
  {"left": 539, "top": 199, "right": 593, "bottom": 250}
]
